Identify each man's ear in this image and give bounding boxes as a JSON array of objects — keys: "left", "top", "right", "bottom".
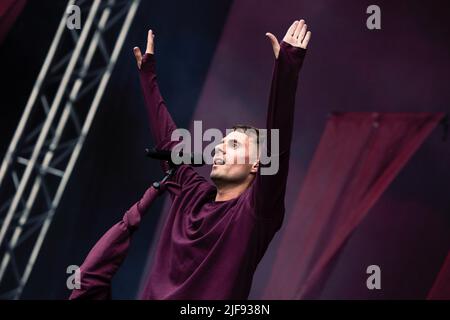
[{"left": 250, "top": 160, "right": 260, "bottom": 174}]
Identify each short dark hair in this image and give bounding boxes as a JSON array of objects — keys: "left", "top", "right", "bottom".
[
  {"left": 232, "top": 124, "right": 259, "bottom": 136},
  {"left": 232, "top": 124, "right": 263, "bottom": 154}
]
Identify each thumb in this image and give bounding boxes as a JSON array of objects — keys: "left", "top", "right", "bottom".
[
  {"left": 265, "top": 32, "right": 279, "bottom": 58},
  {"left": 133, "top": 47, "right": 142, "bottom": 69},
  {"left": 265, "top": 32, "right": 277, "bottom": 44}
]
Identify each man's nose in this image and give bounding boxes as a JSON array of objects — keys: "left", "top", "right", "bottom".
[{"left": 215, "top": 143, "right": 225, "bottom": 155}]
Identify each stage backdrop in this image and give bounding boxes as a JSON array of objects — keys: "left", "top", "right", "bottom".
[
  {"left": 139, "top": 0, "right": 450, "bottom": 299},
  {"left": 263, "top": 112, "right": 445, "bottom": 299}
]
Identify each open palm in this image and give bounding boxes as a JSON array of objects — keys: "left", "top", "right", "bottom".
[{"left": 266, "top": 20, "right": 311, "bottom": 59}]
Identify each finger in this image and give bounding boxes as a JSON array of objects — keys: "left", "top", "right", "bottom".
[
  {"left": 297, "top": 23, "right": 307, "bottom": 43},
  {"left": 300, "top": 31, "right": 311, "bottom": 49},
  {"left": 265, "top": 32, "right": 280, "bottom": 58},
  {"left": 133, "top": 46, "right": 142, "bottom": 60},
  {"left": 285, "top": 20, "right": 298, "bottom": 38},
  {"left": 265, "top": 32, "right": 278, "bottom": 46},
  {"left": 293, "top": 19, "right": 305, "bottom": 39},
  {"left": 146, "top": 29, "right": 155, "bottom": 53},
  {"left": 133, "top": 46, "right": 142, "bottom": 68}
]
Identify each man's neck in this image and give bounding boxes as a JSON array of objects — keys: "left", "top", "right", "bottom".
[{"left": 214, "top": 178, "right": 253, "bottom": 202}]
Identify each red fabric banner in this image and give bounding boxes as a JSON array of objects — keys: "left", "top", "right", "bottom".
[
  {"left": 0, "top": 0, "right": 26, "bottom": 45},
  {"left": 428, "top": 251, "right": 450, "bottom": 299},
  {"left": 263, "top": 112, "right": 445, "bottom": 299}
]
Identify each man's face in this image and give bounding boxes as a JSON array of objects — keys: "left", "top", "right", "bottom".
[{"left": 210, "top": 130, "right": 259, "bottom": 185}]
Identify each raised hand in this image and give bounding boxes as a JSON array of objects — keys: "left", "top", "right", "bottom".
[
  {"left": 133, "top": 29, "right": 155, "bottom": 69},
  {"left": 266, "top": 20, "right": 311, "bottom": 59}
]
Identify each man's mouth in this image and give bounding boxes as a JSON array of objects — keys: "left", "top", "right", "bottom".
[{"left": 213, "top": 158, "right": 225, "bottom": 165}]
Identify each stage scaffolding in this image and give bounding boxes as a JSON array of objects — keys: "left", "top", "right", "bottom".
[{"left": 0, "top": 0, "right": 141, "bottom": 299}]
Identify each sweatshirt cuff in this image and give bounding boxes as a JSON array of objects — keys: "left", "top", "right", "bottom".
[
  {"left": 140, "top": 53, "right": 156, "bottom": 73},
  {"left": 279, "top": 41, "right": 306, "bottom": 67}
]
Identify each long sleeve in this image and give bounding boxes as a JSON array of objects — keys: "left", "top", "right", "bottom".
[
  {"left": 69, "top": 186, "right": 162, "bottom": 300},
  {"left": 138, "top": 54, "right": 205, "bottom": 188},
  {"left": 250, "top": 41, "right": 307, "bottom": 224},
  {"left": 139, "top": 53, "right": 178, "bottom": 149}
]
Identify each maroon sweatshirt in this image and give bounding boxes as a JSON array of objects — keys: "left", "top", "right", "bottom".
[{"left": 70, "top": 41, "right": 306, "bottom": 300}]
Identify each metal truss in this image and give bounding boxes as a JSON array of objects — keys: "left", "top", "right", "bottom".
[{"left": 0, "top": 0, "right": 141, "bottom": 299}]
